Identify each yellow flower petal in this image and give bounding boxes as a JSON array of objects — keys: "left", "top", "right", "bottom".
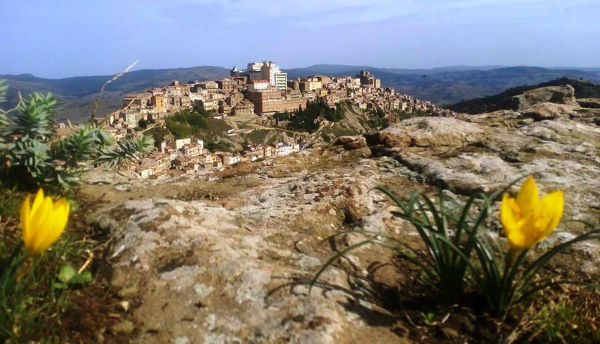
[
  {"left": 20, "top": 195, "right": 31, "bottom": 245},
  {"left": 20, "top": 189, "right": 70, "bottom": 254},
  {"left": 32, "top": 210, "right": 65, "bottom": 253},
  {"left": 32, "top": 197, "right": 53, "bottom": 233},
  {"left": 516, "top": 176, "right": 539, "bottom": 216},
  {"left": 500, "top": 176, "right": 564, "bottom": 250},
  {"left": 505, "top": 222, "right": 529, "bottom": 250},
  {"left": 539, "top": 190, "right": 564, "bottom": 239},
  {"left": 501, "top": 194, "right": 528, "bottom": 249},
  {"left": 29, "top": 189, "right": 45, "bottom": 220},
  {"left": 501, "top": 194, "right": 518, "bottom": 229}
]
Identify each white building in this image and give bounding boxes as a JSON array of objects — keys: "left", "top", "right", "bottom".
[
  {"left": 280, "top": 142, "right": 294, "bottom": 156},
  {"left": 273, "top": 72, "right": 288, "bottom": 90},
  {"left": 248, "top": 79, "right": 270, "bottom": 91},
  {"left": 166, "top": 88, "right": 182, "bottom": 97},
  {"left": 247, "top": 61, "right": 288, "bottom": 90},
  {"left": 175, "top": 138, "right": 191, "bottom": 150}
]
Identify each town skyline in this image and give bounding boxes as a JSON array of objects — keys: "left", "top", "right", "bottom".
[
  {"left": 2, "top": 0, "right": 599, "bottom": 78},
  {"left": 2, "top": 61, "right": 600, "bottom": 80}
]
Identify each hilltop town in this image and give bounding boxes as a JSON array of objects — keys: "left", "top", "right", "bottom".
[{"left": 63, "top": 61, "right": 455, "bottom": 180}]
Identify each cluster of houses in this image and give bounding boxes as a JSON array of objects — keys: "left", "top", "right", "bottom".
[
  {"left": 291, "top": 71, "right": 454, "bottom": 116},
  {"left": 55, "top": 60, "right": 457, "bottom": 180},
  {"left": 128, "top": 137, "right": 302, "bottom": 180},
  {"left": 94, "top": 61, "right": 454, "bottom": 141}
]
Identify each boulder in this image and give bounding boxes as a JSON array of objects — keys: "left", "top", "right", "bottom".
[
  {"left": 577, "top": 98, "right": 600, "bottom": 109},
  {"left": 333, "top": 135, "right": 367, "bottom": 150},
  {"left": 522, "top": 102, "right": 579, "bottom": 120},
  {"left": 376, "top": 117, "right": 484, "bottom": 149},
  {"left": 511, "top": 85, "right": 577, "bottom": 110}
]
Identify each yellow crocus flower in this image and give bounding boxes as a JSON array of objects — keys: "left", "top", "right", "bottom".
[
  {"left": 20, "top": 189, "right": 70, "bottom": 254},
  {"left": 500, "top": 176, "right": 564, "bottom": 250}
]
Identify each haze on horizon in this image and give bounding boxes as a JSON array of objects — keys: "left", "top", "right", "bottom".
[{"left": 2, "top": 0, "right": 599, "bottom": 78}]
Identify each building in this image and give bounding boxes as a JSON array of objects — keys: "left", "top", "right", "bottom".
[
  {"left": 299, "top": 77, "right": 322, "bottom": 92},
  {"left": 359, "top": 70, "right": 381, "bottom": 88},
  {"left": 232, "top": 100, "right": 255, "bottom": 116},
  {"left": 181, "top": 142, "right": 203, "bottom": 157},
  {"left": 273, "top": 72, "right": 288, "bottom": 90},
  {"left": 260, "top": 62, "right": 287, "bottom": 90},
  {"left": 175, "top": 138, "right": 191, "bottom": 150},
  {"left": 120, "top": 113, "right": 137, "bottom": 127},
  {"left": 230, "top": 66, "right": 242, "bottom": 77},
  {"left": 246, "top": 89, "right": 307, "bottom": 114},
  {"left": 243, "top": 61, "right": 288, "bottom": 90},
  {"left": 248, "top": 80, "right": 270, "bottom": 91},
  {"left": 246, "top": 62, "right": 265, "bottom": 81},
  {"left": 151, "top": 95, "right": 167, "bottom": 113},
  {"left": 217, "top": 78, "right": 235, "bottom": 92},
  {"left": 288, "top": 79, "right": 300, "bottom": 90}
]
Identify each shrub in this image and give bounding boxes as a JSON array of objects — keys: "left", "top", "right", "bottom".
[
  {"left": 0, "top": 80, "right": 153, "bottom": 192},
  {"left": 165, "top": 108, "right": 208, "bottom": 139},
  {"left": 283, "top": 99, "right": 340, "bottom": 132}
]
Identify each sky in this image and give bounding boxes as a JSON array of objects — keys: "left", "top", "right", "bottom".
[{"left": 1, "top": 0, "right": 599, "bottom": 78}]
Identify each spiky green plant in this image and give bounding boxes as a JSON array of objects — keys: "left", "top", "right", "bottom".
[
  {"left": 95, "top": 135, "right": 154, "bottom": 170},
  {"left": 310, "top": 188, "right": 494, "bottom": 297},
  {"left": 12, "top": 93, "right": 56, "bottom": 139},
  {"left": 0, "top": 80, "right": 11, "bottom": 145},
  {"left": 51, "top": 125, "right": 113, "bottom": 169},
  {"left": 0, "top": 79, "right": 154, "bottom": 191},
  {"left": 0, "top": 79, "right": 8, "bottom": 104}
]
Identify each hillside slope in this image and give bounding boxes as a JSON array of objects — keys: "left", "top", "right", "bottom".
[
  {"left": 447, "top": 77, "right": 600, "bottom": 114},
  {"left": 1, "top": 66, "right": 229, "bottom": 122}
]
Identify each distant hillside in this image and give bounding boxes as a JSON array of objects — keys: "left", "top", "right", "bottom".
[
  {"left": 284, "top": 65, "right": 600, "bottom": 105},
  {"left": 284, "top": 64, "right": 503, "bottom": 78},
  {"left": 1, "top": 66, "right": 229, "bottom": 123},
  {"left": 446, "top": 77, "right": 600, "bottom": 114}
]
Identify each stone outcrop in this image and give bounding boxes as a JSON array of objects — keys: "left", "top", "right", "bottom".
[
  {"left": 371, "top": 90, "right": 600, "bottom": 222},
  {"left": 577, "top": 98, "right": 600, "bottom": 109},
  {"left": 512, "top": 85, "right": 578, "bottom": 110},
  {"left": 521, "top": 102, "right": 579, "bottom": 120},
  {"left": 374, "top": 117, "right": 484, "bottom": 150},
  {"left": 333, "top": 135, "right": 368, "bottom": 150},
  {"left": 79, "top": 85, "right": 600, "bottom": 343},
  {"left": 84, "top": 151, "right": 414, "bottom": 343}
]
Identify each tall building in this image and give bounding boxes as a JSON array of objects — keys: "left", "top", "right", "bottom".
[
  {"left": 247, "top": 62, "right": 265, "bottom": 81},
  {"left": 244, "top": 61, "right": 288, "bottom": 90},
  {"left": 273, "top": 72, "right": 288, "bottom": 90}
]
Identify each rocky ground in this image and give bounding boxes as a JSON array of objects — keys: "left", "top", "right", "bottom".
[{"left": 76, "top": 85, "right": 600, "bottom": 343}]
